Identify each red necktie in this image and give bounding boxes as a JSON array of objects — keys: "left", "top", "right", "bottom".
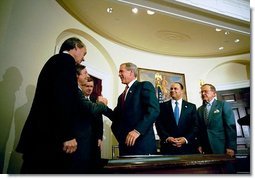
[{"left": 121, "top": 85, "right": 129, "bottom": 107}]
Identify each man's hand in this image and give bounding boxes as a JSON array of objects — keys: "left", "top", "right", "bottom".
[
  {"left": 97, "top": 96, "right": 108, "bottom": 105},
  {"left": 166, "top": 137, "right": 176, "bottom": 145},
  {"left": 63, "top": 138, "right": 77, "bottom": 154},
  {"left": 197, "top": 146, "right": 204, "bottom": 154},
  {"left": 125, "top": 130, "right": 140, "bottom": 146},
  {"left": 174, "top": 137, "right": 186, "bottom": 147},
  {"left": 98, "top": 139, "right": 103, "bottom": 151},
  {"left": 166, "top": 137, "right": 186, "bottom": 147},
  {"left": 226, "top": 148, "right": 235, "bottom": 157}
]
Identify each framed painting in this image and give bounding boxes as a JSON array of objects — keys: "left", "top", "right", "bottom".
[{"left": 138, "top": 68, "right": 187, "bottom": 102}]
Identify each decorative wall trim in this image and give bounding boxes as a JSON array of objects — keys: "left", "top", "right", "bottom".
[{"left": 215, "top": 80, "right": 250, "bottom": 91}]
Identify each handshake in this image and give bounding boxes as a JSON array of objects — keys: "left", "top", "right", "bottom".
[{"left": 97, "top": 96, "right": 108, "bottom": 105}]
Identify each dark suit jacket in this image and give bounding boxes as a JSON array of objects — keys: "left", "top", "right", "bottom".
[
  {"left": 110, "top": 80, "right": 160, "bottom": 156},
  {"left": 90, "top": 96, "right": 103, "bottom": 165},
  {"left": 90, "top": 96, "right": 103, "bottom": 143},
  {"left": 16, "top": 53, "right": 107, "bottom": 173},
  {"left": 155, "top": 99, "right": 198, "bottom": 155},
  {"left": 196, "top": 99, "right": 237, "bottom": 154},
  {"left": 70, "top": 91, "right": 106, "bottom": 173}
]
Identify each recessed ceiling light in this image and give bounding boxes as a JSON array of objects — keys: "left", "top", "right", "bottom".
[
  {"left": 219, "top": 47, "right": 224, "bottom": 50},
  {"left": 147, "top": 10, "right": 155, "bottom": 15},
  {"left": 132, "top": 7, "right": 138, "bottom": 14},
  {"left": 225, "top": 31, "right": 230, "bottom": 35},
  {"left": 235, "top": 39, "right": 240, "bottom": 43},
  {"left": 215, "top": 28, "right": 222, "bottom": 32},
  {"left": 106, "top": 7, "right": 113, "bottom": 13}
]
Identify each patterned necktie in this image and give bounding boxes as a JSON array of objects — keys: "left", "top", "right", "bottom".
[
  {"left": 121, "top": 85, "right": 129, "bottom": 107},
  {"left": 174, "top": 101, "right": 179, "bottom": 125},
  {"left": 204, "top": 103, "right": 210, "bottom": 124}
]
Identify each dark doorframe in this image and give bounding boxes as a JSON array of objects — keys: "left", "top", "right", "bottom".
[
  {"left": 217, "top": 87, "right": 250, "bottom": 173},
  {"left": 89, "top": 74, "right": 102, "bottom": 99}
]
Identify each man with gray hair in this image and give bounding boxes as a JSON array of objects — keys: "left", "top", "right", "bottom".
[
  {"left": 108, "top": 62, "right": 160, "bottom": 156},
  {"left": 196, "top": 83, "right": 237, "bottom": 157}
]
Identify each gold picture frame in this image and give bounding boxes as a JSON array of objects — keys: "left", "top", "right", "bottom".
[{"left": 138, "top": 68, "right": 187, "bottom": 102}]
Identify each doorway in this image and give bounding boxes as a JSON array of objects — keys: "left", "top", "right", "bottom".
[
  {"left": 217, "top": 87, "right": 250, "bottom": 173},
  {"left": 89, "top": 74, "right": 102, "bottom": 99}
]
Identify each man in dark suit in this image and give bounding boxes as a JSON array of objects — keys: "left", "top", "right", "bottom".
[
  {"left": 80, "top": 76, "right": 104, "bottom": 173},
  {"left": 155, "top": 82, "right": 198, "bottom": 155},
  {"left": 68, "top": 64, "right": 107, "bottom": 173},
  {"left": 109, "top": 62, "right": 160, "bottom": 156},
  {"left": 16, "top": 37, "right": 108, "bottom": 173},
  {"left": 196, "top": 83, "right": 237, "bottom": 156}
]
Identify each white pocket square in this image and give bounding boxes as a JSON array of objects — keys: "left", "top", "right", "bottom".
[{"left": 214, "top": 109, "right": 220, "bottom": 113}]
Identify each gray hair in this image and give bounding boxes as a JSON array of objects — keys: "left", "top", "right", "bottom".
[
  {"left": 121, "top": 62, "right": 138, "bottom": 77},
  {"left": 201, "top": 83, "right": 217, "bottom": 92}
]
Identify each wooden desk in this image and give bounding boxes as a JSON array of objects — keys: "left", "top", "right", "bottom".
[{"left": 103, "top": 154, "right": 235, "bottom": 174}]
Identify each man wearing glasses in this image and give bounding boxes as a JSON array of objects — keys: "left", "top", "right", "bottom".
[
  {"left": 196, "top": 83, "right": 236, "bottom": 156},
  {"left": 196, "top": 83, "right": 237, "bottom": 173}
]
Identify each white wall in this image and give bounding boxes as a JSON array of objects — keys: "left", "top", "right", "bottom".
[{"left": 0, "top": 0, "right": 250, "bottom": 173}]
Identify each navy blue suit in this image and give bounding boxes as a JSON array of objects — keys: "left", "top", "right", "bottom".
[
  {"left": 110, "top": 81, "right": 160, "bottom": 156},
  {"left": 155, "top": 99, "right": 198, "bottom": 155}
]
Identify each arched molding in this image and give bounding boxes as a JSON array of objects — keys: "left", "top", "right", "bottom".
[
  {"left": 215, "top": 80, "right": 250, "bottom": 91},
  {"left": 209, "top": 59, "right": 250, "bottom": 72},
  {"left": 201, "top": 58, "right": 249, "bottom": 79}
]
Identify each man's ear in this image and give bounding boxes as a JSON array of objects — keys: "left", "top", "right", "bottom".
[{"left": 130, "top": 70, "right": 135, "bottom": 76}]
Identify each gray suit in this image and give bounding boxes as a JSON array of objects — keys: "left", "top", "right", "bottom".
[{"left": 196, "top": 99, "right": 237, "bottom": 154}]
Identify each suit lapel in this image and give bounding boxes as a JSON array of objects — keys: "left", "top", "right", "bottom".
[
  {"left": 169, "top": 99, "right": 175, "bottom": 118},
  {"left": 125, "top": 80, "right": 138, "bottom": 103},
  {"left": 179, "top": 100, "right": 188, "bottom": 126},
  {"left": 208, "top": 99, "right": 218, "bottom": 123}
]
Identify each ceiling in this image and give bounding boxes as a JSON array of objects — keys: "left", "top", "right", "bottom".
[{"left": 57, "top": 0, "right": 250, "bottom": 58}]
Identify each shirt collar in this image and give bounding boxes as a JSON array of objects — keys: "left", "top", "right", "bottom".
[
  {"left": 172, "top": 98, "right": 182, "bottom": 105},
  {"left": 208, "top": 98, "right": 215, "bottom": 106},
  {"left": 127, "top": 79, "right": 136, "bottom": 88}
]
